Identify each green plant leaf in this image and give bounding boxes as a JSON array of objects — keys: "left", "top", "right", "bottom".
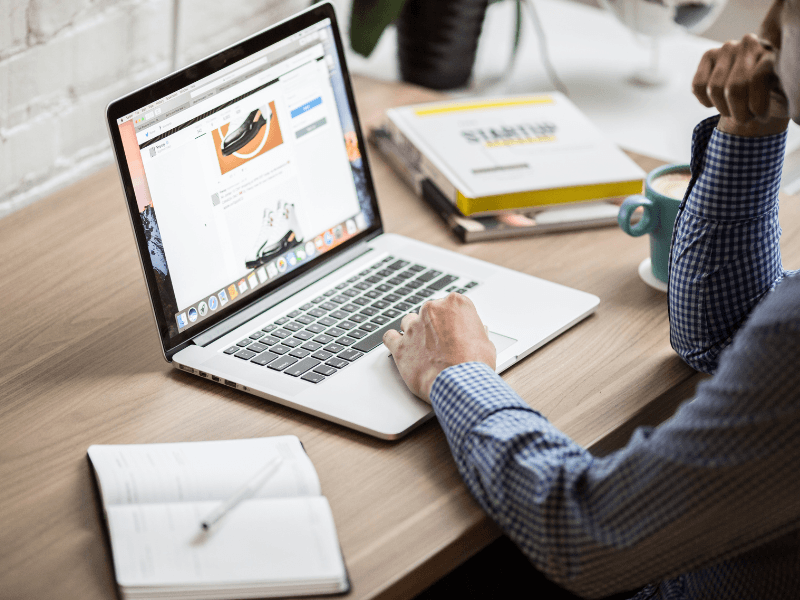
[{"left": 349, "top": 0, "right": 410, "bottom": 57}]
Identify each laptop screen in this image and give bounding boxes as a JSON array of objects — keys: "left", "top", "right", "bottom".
[{"left": 112, "top": 11, "right": 378, "bottom": 349}]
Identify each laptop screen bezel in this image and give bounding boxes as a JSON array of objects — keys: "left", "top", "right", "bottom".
[{"left": 106, "top": 2, "right": 384, "bottom": 361}]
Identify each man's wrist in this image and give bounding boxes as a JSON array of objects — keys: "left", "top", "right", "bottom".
[{"left": 716, "top": 115, "right": 789, "bottom": 137}]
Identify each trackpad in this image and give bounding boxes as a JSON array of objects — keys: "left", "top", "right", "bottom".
[{"left": 488, "top": 330, "right": 517, "bottom": 353}]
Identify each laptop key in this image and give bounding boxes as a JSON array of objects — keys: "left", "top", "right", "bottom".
[
  {"left": 351, "top": 315, "right": 405, "bottom": 353},
  {"left": 251, "top": 351, "right": 280, "bottom": 366},
  {"left": 260, "top": 335, "right": 280, "bottom": 346},
  {"left": 295, "top": 315, "right": 315, "bottom": 325},
  {"left": 312, "top": 350, "right": 333, "bottom": 361},
  {"left": 455, "top": 288, "right": 468, "bottom": 294},
  {"left": 275, "top": 316, "right": 290, "bottom": 325},
  {"left": 372, "top": 315, "right": 390, "bottom": 325},
  {"left": 234, "top": 349, "right": 257, "bottom": 360},
  {"left": 387, "top": 259, "right": 409, "bottom": 270},
  {"left": 302, "top": 341, "right": 323, "bottom": 351},
  {"left": 224, "top": 346, "right": 239, "bottom": 355},
  {"left": 237, "top": 339, "right": 252, "bottom": 347},
  {"left": 318, "top": 316, "right": 337, "bottom": 326},
  {"left": 338, "top": 348, "right": 363, "bottom": 361},
  {"left": 287, "top": 310, "right": 301, "bottom": 318},
  {"left": 348, "top": 328, "right": 367, "bottom": 339},
  {"left": 268, "top": 356, "right": 298, "bottom": 371},
  {"left": 360, "top": 307, "right": 379, "bottom": 316},
  {"left": 336, "top": 282, "right": 349, "bottom": 289},
  {"left": 354, "top": 282, "right": 371, "bottom": 290},
  {"left": 270, "top": 344, "right": 291, "bottom": 355},
  {"left": 359, "top": 322, "right": 379, "bottom": 332},
  {"left": 301, "top": 371, "right": 326, "bottom": 383},
  {"left": 395, "top": 302, "right": 412, "bottom": 311},
  {"left": 330, "top": 310, "right": 348, "bottom": 319},
  {"left": 324, "top": 343, "right": 345, "bottom": 353},
  {"left": 283, "top": 322, "right": 302, "bottom": 332},
  {"left": 407, "top": 295, "right": 425, "bottom": 305},
  {"left": 284, "top": 358, "right": 321, "bottom": 377},
  {"left": 300, "top": 303, "right": 314, "bottom": 310},
  {"left": 406, "top": 280, "right": 424, "bottom": 289},
  {"left": 343, "top": 289, "right": 359, "bottom": 297},
  {"left": 365, "top": 290, "right": 381, "bottom": 299},
  {"left": 320, "top": 302, "right": 337, "bottom": 310},
  {"left": 308, "top": 308, "right": 326, "bottom": 317},
  {"left": 323, "top": 290, "right": 337, "bottom": 297},
  {"left": 247, "top": 342, "right": 268, "bottom": 353},
  {"left": 306, "top": 323, "right": 326, "bottom": 334},
  {"left": 350, "top": 313, "right": 368, "bottom": 323},
  {"left": 326, "top": 357, "right": 349, "bottom": 369},
  {"left": 336, "top": 336, "right": 356, "bottom": 346},
  {"left": 249, "top": 331, "right": 265, "bottom": 340},
  {"left": 326, "top": 327, "right": 346, "bottom": 338},
  {"left": 313, "top": 365, "right": 337, "bottom": 376},
  {"left": 272, "top": 329, "right": 290, "bottom": 339},
  {"left": 289, "top": 348, "right": 311, "bottom": 359},
  {"left": 416, "top": 289, "right": 434, "bottom": 297},
  {"left": 293, "top": 330, "right": 314, "bottom": 341},
  {"left": 338, "top": 320, "right": 356, "bottom": 330},
  {"left": 371, "top": 300, "right": 390, "bottom": 309},
  {"left": 383, "top": 293, "right": 401, "bottom": 303},
  {"left": 417, "top": 269, "right": 442, "bottom": 282},
  {"left": 387, "top": 277, "right": 404, "bottom": 286},
  {"left": 409, "top": 264, "right": 426, "bottom": 272},
  {"left": 262, "top": 324, "right": 278, "bottom": 333},
  {"left": 384, "top": 309, "right": 401, "bottom": 318},
  {"left": 311, "top": 296, "right": 325, "bottom": 304},
  {"left": 427, "top": 275, "right": 459, "bottom": 290},
  {"left": 282, "top": 338, "right": 302, "bottom": 348},
  {"left": 331, "top": 295, "right": 348, "bottom": 304},
  {"left": 315, "top": 334, "right": 335, "bottom": 344},
  {"left": 465, "top": 281, "right": 478, "bottom": 288}
]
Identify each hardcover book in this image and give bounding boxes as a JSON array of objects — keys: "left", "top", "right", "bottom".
[{"left": 383, "top": 94, "right": 645, "bottom": 216}]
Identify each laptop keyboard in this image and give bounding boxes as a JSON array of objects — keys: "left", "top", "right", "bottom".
[{"left": 223, "top": 255, "right": 479, "bottom": 384}]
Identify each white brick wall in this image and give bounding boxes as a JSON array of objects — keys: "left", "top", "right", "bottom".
[{"left": 0, "top": 0, "right": 308, "bottom": 218}]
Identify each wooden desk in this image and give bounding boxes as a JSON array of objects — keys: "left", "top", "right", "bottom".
[{"left": 3, "top": 77, "right": 799, "bottom": 600}]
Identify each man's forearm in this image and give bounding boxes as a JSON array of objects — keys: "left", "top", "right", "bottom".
[{"left": 668, "top": 116, "right": 788, "bottom": 373}]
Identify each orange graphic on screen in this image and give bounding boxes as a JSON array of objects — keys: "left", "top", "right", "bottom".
[{"left": 211, "top": 101, "right": 283, "bottom": 175}]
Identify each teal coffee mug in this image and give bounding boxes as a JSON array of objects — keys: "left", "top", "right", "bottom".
[{"left": 618, "top": 164, "right": 691, "bottom": 288}]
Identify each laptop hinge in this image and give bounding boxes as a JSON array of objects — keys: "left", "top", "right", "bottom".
[{"left": 192, "top": 238, "right": 381, "bottom": 347}]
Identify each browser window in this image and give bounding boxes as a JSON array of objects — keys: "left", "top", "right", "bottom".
[{"left": 116, "top": 20, "right": 375, "bottom": 339}]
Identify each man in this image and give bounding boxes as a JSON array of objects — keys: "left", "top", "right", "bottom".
[{"left": 383, "top": 1, "right": 800, "bottom": 597}]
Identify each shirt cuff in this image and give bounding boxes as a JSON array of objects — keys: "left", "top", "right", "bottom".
[
  {"left": 430, "top": 362, "right": 539, "bottom": 453},
  {"left": 685, "top": 122, "right": 786, "bottom": 222}
]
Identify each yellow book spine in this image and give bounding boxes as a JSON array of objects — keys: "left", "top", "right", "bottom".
[{"left": 455, "top": 179, "right": 644, "bottom": 216}]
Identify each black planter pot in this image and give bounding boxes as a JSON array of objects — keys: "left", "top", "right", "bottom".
[{"left": 396, "top": 0, "right": 490, "bottom": 90}]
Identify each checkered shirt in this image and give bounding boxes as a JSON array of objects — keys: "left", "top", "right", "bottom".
[{"left": 429, "top": 116, "right": 800, "bottom": 599}]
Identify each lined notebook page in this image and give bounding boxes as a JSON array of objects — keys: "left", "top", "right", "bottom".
[
  {"left": 88, "top": 436, "right": 320, "bottom": 506},
  {"left": 108, "top": 497, "right": 345, "bottom": 588}
]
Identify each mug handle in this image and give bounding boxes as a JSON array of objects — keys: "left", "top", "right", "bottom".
[{"left": 618, "top": 195, "right": 654, "bottom": 237}]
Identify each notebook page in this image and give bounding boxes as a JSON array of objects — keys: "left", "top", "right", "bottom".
[
  {"left": 88, "top": 436, "right": 320, "bottom": 506},
  {"left": 107, "top": 497, "right": 345, "bottom": 589}
]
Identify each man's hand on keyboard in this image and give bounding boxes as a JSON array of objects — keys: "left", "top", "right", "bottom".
[{"left": 383, "top": 293, "right": 496, "bottom": 403}]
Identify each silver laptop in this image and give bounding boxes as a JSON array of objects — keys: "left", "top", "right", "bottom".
[{"left": 107, "top": 2, "right": 599, "bottom": 439}]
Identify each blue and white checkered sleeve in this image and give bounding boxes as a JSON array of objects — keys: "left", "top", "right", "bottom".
[{"left": 668, "top": 115, "right": 796, "bottom": 374}]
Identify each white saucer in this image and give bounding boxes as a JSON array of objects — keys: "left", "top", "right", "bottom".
[{"left": 638, "top": 258, "right": 668, "bottom": 292}]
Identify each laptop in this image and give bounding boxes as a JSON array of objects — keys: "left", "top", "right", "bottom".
[{"left": 106, "top": 2, "right": 599, "bottom": 440}]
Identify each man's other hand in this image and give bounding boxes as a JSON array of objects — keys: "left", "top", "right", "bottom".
[
  {"left": 382, "top": 293, "right": 496, "bottom": 403},
  {"left": 693, "top": 33, "right": 790, "bottom": 137}
]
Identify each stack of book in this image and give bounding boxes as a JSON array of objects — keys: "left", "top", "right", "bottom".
[{"left": 370, "top": 93, "right": 645, "bottom": 242}]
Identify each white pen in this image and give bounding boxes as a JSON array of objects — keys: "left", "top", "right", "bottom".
[{"left": 200, "top": 455, "right": 283, "bottom": 531}]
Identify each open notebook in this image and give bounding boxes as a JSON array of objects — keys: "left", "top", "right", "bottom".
[{"left": 87, "top": 436, "right": 348, "bottom": 600}]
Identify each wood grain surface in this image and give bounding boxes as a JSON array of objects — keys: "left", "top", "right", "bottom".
[{"left": 3, "top": 76, "right": 799, "bottom": 600}]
